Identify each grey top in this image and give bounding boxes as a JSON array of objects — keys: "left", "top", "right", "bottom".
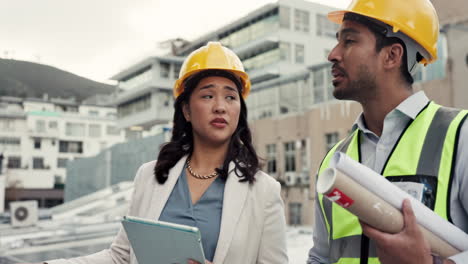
[
  {"left": 308, "top": 91, "right": 468, "bottom": 263},
  {"left": 159, "top": 166, "right": 225, "bottom": 262}
]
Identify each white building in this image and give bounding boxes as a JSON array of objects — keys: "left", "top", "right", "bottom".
[
  {"left": 111, "top": 0, "right": 339, "bottom": 138},
  {"left": 0, "top": 96, "right": 125, "bottom": 208}
]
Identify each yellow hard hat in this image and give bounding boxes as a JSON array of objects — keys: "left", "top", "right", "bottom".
[
  {"left": 174, "top": 42, "right": 251, "bottom": 98},
  {"left": 328, "top": 0, "right": 439, "bottom": 65}
]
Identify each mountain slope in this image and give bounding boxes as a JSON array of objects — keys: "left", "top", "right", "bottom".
[{"left": 0, "top": 59, "right": 115, "bottom": 101}]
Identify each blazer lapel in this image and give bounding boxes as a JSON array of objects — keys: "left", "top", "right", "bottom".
[
  {"left": 213, "top": 162, "right": 249, "bottom": 263},
  {"left": 146, "top": 155, "right": 188, "bottom": 220}
]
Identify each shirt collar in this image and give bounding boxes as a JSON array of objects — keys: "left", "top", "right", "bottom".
[{"left": 352, "top": 91, "right": 430, "bottom": 132}]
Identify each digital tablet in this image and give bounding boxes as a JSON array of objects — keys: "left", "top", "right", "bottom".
[{"left": 122, "top": 216, "right": 205, "bottom": 264}]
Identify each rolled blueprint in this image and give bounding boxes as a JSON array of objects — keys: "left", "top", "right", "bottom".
[
  {"left": 317, "top": 168, "right": 460, "bottom": 257},
  {"left": 329, "top": 152, "right": 468, "bottom": 252}
]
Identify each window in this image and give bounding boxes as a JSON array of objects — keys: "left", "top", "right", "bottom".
[
  {"left": 289, "top": 202, "right": 302, "bottom": 225},
  {"left": 325, "top": 132, "right": 339, "bottom": 152},
  {"left": 7, "top": 156, "right": 21, "bottom": 169},
  {"left": 173, "top": 64, "right": 182, "bottom": 79},
  {"left": 57, "top": 158, "right": 68, "bottom": 168},
  {"left": 59, "top": 140, "right": 83, "bottom": 153},
  {"left": 33, "top": 138, "right": 41, "bottom": 149},
  {"left": 280, "top": 42, "right": 291, "bottom": 62},
  {"left": 266, "top": 144, "right": 277, "bottom": 174},
  {"left": 160, "top": 62, "right": 170, "bottom": 78},
  {"left": 89, "top": 124, "right": 102, "bottom": 138},
  {"left": 294, "top": 9, "right": 309, "bottom": 32},
  {"left": 89, "top": 110, "right": 99, "bottom": 116},
  {"left": 36, "top": 120, "right": 46, "bottom": 133},
  {"left": 106, "top": 112, "right": 117, "bottom": 118},
  {"left": 117, "top": 93, "right": 151, "bottom": 118},
  {"left": 279, "top": 6, "right": 290, "bottom": 29},
  {"left": 49, "top": 121, "right": 58, "bottom": 129},
  {"left": 33, "top": 157, "right": 45, "bottom": 169},
  {"left": 316, "top": 14, "right": 339, "bottom": 38},
  {"left": 313, "top": 70, "right": 325, "bottom": 104},
  {"left": 106, "top": 125, "right": 120, "bottom": 136},
  {"left": 0, "top": 137, "right": 21, "bottom": 147},
  {"left": 300, "top": 139, "right": 309, "bottom": 170},
  {"left": 295, "top": 44, "right": 305, "bottom": 64},
  {"left": 65, "top": 122, "right": 85, "bottom": 137},
  {"left": 0, "top": 120, "right": 15, "bottom": 131},
  {"left": 284, "top": 141, "right": 296, "bottom": 172}
]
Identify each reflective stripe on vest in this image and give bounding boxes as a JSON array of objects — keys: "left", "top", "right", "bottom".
[{"left": 317, "top": 101, "right": 468, "bottom": 263}]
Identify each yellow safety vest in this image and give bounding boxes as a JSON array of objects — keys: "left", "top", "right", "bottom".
[{"left": 317, "top": 102, "right": 468, "bottom": 264}]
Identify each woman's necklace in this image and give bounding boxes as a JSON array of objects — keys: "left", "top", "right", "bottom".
[{"left": 186, "top": 158, "right": 218, "bottom": 179}]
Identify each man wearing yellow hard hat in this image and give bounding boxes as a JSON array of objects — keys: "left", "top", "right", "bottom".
[{"left": 308, "top": 0, "right": 468, "bottom": 263}]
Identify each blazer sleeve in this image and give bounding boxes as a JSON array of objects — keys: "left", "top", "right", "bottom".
[
  {"left": 45, "top": 163, "right": 148, "bottom": 264},
  {"left": 256, "top": 179, "right": 289, "bottom": 264}
]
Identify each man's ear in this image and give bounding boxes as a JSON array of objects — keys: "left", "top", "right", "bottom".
[
  {"left": 182, "top": 103, "right": 191, "bottom": 122},
  {"left": 383, "top": 43, "right": 405, "bottom": 71}
]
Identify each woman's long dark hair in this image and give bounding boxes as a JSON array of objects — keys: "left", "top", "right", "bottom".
[{"left": 154, "top": 69, "right": 260, "bottom": 184}]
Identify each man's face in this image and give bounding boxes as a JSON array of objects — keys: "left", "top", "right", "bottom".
[{"left": 328, "top": 19, "right": 381, "bottom": 102}]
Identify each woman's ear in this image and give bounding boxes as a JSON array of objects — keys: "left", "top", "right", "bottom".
[{"left": 182, "top": 103, "right": 191, "bottom": 122}]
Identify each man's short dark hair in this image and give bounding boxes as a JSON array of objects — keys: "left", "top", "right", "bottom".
[{"left": 343, "top": 12, "right": 414, "bottom": 85}]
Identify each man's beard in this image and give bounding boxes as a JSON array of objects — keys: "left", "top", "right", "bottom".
[{"left": 333, "top": 64, "right": 377, "bottom": 103}]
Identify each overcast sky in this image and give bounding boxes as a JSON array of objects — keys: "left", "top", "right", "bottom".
[{"left": 1, "top": 0, "right": 350, "bottom": 84}]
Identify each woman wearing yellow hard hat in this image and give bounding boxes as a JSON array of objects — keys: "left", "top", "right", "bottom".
[
  {"left": 155, "top": 41, "right": 287, "bottom": 263},
  {"left": 44, "top": 42, "right": 287, "bottom": 264}
]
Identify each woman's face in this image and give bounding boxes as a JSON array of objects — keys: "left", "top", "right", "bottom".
[{"left": 183, "top": 76, "right": 241, "bottom": 147}]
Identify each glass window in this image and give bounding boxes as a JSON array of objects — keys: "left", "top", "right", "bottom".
[
  {"left": 316, "top": 14, "right": 339, "bottom": 38},
  {"left": 173, "top": 63, "right": 182, "bottom": 79},
  {"left": 289, "top": 202, "right": 302, "bottom": 225},
  {"left": 59, "top": 140, "right": 83, "bottom": 153},
  {"left": 279, "top": 82, "right": 299, "bottom": 114},
  {"left": 7, "top": 156, "right": 21, "bottom": 169},
  {"left": 89, "top": 124, "right": 102, "bottom": 138},
  {"left": 280, "top": 42, "right": 291, "bottom": 62},
  {"left": 0, "top": 119, "right": 15, "bottom": 131},
  {"left": 117, "top": 93, "right": 151, "bottom": 118},
  {"left": 284, "top": 141, "right": 296, "bottom": 172},
  {"left": 300, "top": 139, "right": 309, "bottom": 170},
  {"left": 243, "top": 48, "right": 280, "bottom": 72},
  {"left": 36, "top": 120, "right": 46, "bottom": 133},
  {"left": 295, "top": 44, "right": 305, "bottom": 64},
  {"left": 266, "top": 144, "right": 277, "bottom": 174},
  {"left": 65, "top": 122, "right": 85, "bottom": 137},
  {"left": 106, "top": 125, "right": 120, "bottom": 136},
  {"left": 160, "top": 62, "right": 170, "bottom": 78},
  {"left": 34, "top": 138, "right": 41, "bottom": 149},
  {"left": 0, "top": 137, "right": 20, "bottom": 151},
  {"left": 49, "top": 121, "right": 58, "bottom": 129},
  {"left": 33, "top": 157, "right": 45, "bottom": 169},
  {"left": 88, "top": 110, "right": 99, "bottom": 116},
  {"left": 120, "top": 66, "right": 152, "bottom": 90},
  {"left": 325, "top": 132, "right": 339, "bottom": 152},
  {"left": 313, "top": 70, "right": 325, "bottom": 104},
  {"left": 294, "top": 9, "right": 309, "bottom": 32},
  {"left": 279, "top": 6, "right": 290, "bottom": 29},
  {"left": 57, "top": 158, "right": 68, "bottom": 168}
]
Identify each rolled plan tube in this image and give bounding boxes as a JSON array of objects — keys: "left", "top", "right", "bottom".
[
  {"left": 329, "top": 152, "right": 468, "bottom": 252},
  {"left": 317, "top": 168, "right": 460, "bottom": 257}
]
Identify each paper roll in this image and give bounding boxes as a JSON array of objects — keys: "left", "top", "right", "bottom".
[
  {"left": 330, "top": 152, "right": 468, "bottom": 253},
  {"left": 317, "top": 168, "right": 460, "bottom": 258}
]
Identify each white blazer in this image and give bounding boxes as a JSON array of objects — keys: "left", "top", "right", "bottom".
[{"left": 47, "top": 156, "right": 288, "bottom": 264}]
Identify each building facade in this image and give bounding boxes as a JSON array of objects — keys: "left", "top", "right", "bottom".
[
  {"left": 109, "top": 0, "right": 468, "bottom": 226},
  {"left": 0, "top": 96, "right": 125, "bottom": 208},
  {"left": 111, "top": 0, "right": 339, "bottom": 139}
]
